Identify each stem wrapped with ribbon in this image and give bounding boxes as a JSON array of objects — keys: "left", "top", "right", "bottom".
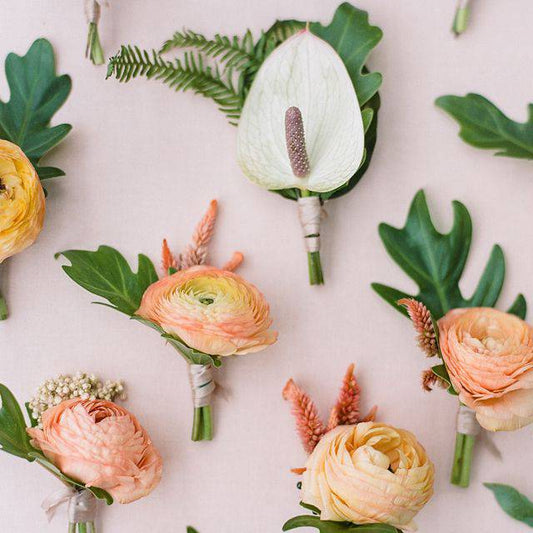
[
  {"left": 84, "top": 0, "right": 107, "bottom": 64},
  {"left": 57, "top": 200, "right": 277, "bottom": 442}
]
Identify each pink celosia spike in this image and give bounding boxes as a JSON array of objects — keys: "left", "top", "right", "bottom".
[
  {"left": 222, "top": 251, "right": 244, "bottom": 272},
  {"left": 161, "top": 239, "right": 178, "bottom": 273},
  {"left": 327, "top": 364, "right": 361, "bottom": 430},
  {"left": 398, "top": 298, "right": 438, "bottom": 357},
  {"left": 181, "top": 200, "right": 218, "bottom": 269},
  {"left": 283, "top": 379, "right": 326, "bottom": 454}
]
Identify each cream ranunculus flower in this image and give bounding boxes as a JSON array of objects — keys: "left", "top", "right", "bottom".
[
  {"left": 439, "top": 307, "right": 533, "bottom": 431},
  {"left": 136, "top": 265, "right": 277, "bottom": 356},
  {"left": 237, "top": 29, "right": 364, "bottom": 193},
  {"left": 0, "top": 140, "right": 45, "bottom": 263},
  {"left": 301, "top": 423, "right": 434, "bottom": 531}
]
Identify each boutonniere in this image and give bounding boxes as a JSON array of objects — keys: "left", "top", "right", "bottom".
[
  {"left": 0, "top": 39, "right": 72, "bottom": 320},
  {"left": 436, "top": 93, "right": 533, "bottom": 160},
  {"left": 84, "top": 0, "right": 108, "bottom": 65},
  {"left": 0, "top": 373, "right": 162, "bottom": 532},
  {"left": 373, "top": 190, "right": 532, "bottom": 487},
  {"left": 57, "top": 200, "right": 277, "bottom": 441},
  {"left": 106, "top": 3, "right": 382, "bottom": 285},
  {"left": 282, "top": 365, "right": 434, "bottom": 532}
]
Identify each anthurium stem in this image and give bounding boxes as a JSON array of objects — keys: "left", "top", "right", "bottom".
[
  {"left": 451, "top": 431, "right": 475, "bottom": 487},
  {"left": 307, "top": 252, "right": 324, "bottom": 285},
  {"left": 0, "top": 262, "right": 8, "bottom": 320}
]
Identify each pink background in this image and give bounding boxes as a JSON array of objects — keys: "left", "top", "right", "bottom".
[{"left": 2, "top": 1, "right": 533, "bottom": 531}]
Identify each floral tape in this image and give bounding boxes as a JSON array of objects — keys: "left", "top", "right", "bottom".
[
  {"left": 297, "top": 197, "right": 324, "bottom": 253},
  {"left": 456, "top": 404, "right": 481, "bottom": 436},
  {"left": 188, "top": 364, "right": 216, "bottom": 408},
  {"left": 42, "top": 487, "right": 97, "bottom": 523}
]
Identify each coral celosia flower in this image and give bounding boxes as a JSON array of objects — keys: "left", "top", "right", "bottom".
[
  {"left": 136, "top": 266, "right": 277, "bottom": 356},
  {"left": 439, "top": 307, "right": 533, "bottom": 431},
  {"left": 301, "top": 423, "right": 434, "bottom": 531},
  {"left": 27, "top": 399, "right": 162, "bottom": 504},
  {"left": 0, "top": 140, "right": 45, "bottom": 263}
]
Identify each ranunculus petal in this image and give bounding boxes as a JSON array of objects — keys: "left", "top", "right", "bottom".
[{"left": 27, "top": 399, "right": 162, "bottom": 504}]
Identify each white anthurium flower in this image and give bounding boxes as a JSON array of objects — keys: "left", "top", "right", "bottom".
[{"left": 237, "top": 28, "right": 365, "bottom": 194}]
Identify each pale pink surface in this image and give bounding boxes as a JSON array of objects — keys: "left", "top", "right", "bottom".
[
  {"left": 2, "top": 1, "right": 533, "bottom": 532},
  {"left": 28, "top": 399, "right": 163, "bottom": 503},
  {"left": 439, "top": 308, "right": 533, "bottom": 431}
]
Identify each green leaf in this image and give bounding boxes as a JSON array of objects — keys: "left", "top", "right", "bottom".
[
  {"left": 436, "top": 94, "right": 533, "bottom": 159},
  {"left": 187, "top": 528, "right": 199, "bottom": 533},
  {"left": 56, "top": 246, "right": 159, "bottom": 315},
  {"left": 131, "top": 316, "right": 222, "bottom": 367},
  {"left": 372, "top": 190, "right": 525, "bottom": 320},
  {"left": 28, "top": 451, "right": 113, "bottom": 505},
  {"left": 508, "top": 294, "right": 527, "bottom": 319},
  {"left": 283, "top": 515, "right": 401, "bottom": 533},
  {"left": 0, "top": 384, "right": 34, "bottom": 460},
  {"left": 0, "top": 39, "right": 72, "bottom": 177},
  {"left": 310, "top": 2, "right": 383, "bottom": 107},
  {"left": 484, "top": 483, "right": 533, "bottom": 527},
  {"left": 431, "top": 364, "right": 458, "bottom": 396}
]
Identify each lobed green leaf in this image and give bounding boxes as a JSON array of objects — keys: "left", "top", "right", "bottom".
[
  {"left": 283, "top": 515, "right": 401, "bottom": 532},
  {"left": 436, "top": 94, "right": 533, "bottom": 160},
  {"left": 372, "top": 190, "right": 526, "bottom": 320},
  {"left": 0, "top": 38, "right": 72, "bottom": 178},
  {"left": 56, "top": 246, "right": 158, "bottom": 316}
]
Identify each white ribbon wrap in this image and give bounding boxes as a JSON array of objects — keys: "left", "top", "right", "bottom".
[
  {"left": 297, "top": 196, "right": 324, "bottom": 253},
  {"left": 189, "top": 364, "right": 216, "bottom": 408},
  {"left": 42, "top": 487, "right": 97, "bottom": 523},
  {"left": 456, "top": 404, "right": 481, "bottom": 436},
  {"left": 84, "top": 0, "right": 108, "bottom": 24}
]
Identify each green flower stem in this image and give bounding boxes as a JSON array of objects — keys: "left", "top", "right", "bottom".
[
  {"left": 451, "top": 431, "right": 476, "bottom": 487},
  {"left": 86, "top": 22, "right": 105, "bottom": 65},
  {"left": 69, "top": 524, "right": 76, "bottom": 533},
  {"left": 452, "top": 0, "right": 471, "bottom": 36},
  {"left": 307, "top": 251, "right": 324, "bottom": 285},
  {"left": 191, "top": 405, "right": 213, "bottom": 441},
  {"left": 78, "top": 523, "right": 87, "bottom": 533},
  {"left": 0, "top": 262, "right": 7, "bottom": 320},
  {"left": 88, "top": 522, "right": 97, "bottom": 533}
]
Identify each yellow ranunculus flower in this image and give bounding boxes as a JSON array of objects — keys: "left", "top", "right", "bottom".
[
  {"left": 0, "top": 140, "right": 45, "bottom": 263},
  {"left": 301, "top": 423, "right": 434, "bottom": 531}
]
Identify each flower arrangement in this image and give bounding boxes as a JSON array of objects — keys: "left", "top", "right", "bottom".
[
  {"left": 0, "top": 373, "right": 162, "bottom": 532},
  {"left": 105, "top": 3, "right": 383, "bottom": 285},
  {"left": 0, "top": 39, "right": 72, "bottom": 319},
  {"left": 282, "top": 365, "right": 434, "bottom": 532},
  {"left": 373, "top": 190, "right": 531, "bottom": 487},
  {"left": 56, "top": 200, "right": 277, "bottom": 441}
]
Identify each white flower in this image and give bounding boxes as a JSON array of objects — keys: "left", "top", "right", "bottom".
[{"left": 237, "top": 29, "right": 364, "bottom": 193}]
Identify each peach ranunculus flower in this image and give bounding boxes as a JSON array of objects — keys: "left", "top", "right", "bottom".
[
  {"left": 0, "top": 140, "right": 45, "bottom": 263},
  {"left": 439, "top": 307, "right": 533, "bottom": 431},
  {"left": 27, "top": 399, "right": 162, "bottom": 504},
  {"left": 301, "top": 422, "right": 434, "bottom": 531},
  {"left": 136, "top": 265, "right": 277, "bottom": 356}
]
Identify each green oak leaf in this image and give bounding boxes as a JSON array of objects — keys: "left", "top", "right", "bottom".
[
  {"left": 0, "top": 384, "right": 35, "bottom": 460},
  {"left": 283, "top": 515, "right": 401, "bottom": 532},
  {"left": 0, "top": 38, "right": 72, "bottom": 179},
  {"left": 436, "top": 94, "right": 533, "bottom": 160},
  {"left": 485, "top": 483, "right": 533, "bottom": 527},
  {"left": 29, "top": 451, "right": 113, "bottom": 505},
  {"left": 56, "top": 246, "right": 158, "bottom": 315},
  {"left": 372, "top": 190, "right": 526, "bottom": 320},
  {"left": 311, "top": 3, "right": 383, "bottom": 107},
  {"left": 431, "top": 364, "right": 457, "bottom": 396}
]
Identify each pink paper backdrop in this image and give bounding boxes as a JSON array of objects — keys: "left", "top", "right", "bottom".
[{"left": 2, "top": 0, "right": 533, "bottom": 531}]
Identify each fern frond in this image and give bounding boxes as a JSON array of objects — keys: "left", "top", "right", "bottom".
[
  {"left": 161, "top": 29, "right": 260, "bottom": 72},
  {"left": 107, "top": 45, "right": 243, "bottom": 124}
]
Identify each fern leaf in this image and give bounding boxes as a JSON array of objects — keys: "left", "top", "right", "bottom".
[
  {"left": 107, "top": 46, "right": 243, "bottom": 124},
  {"left": 161, "top": 29, "right": 260, "bottom": 72}
]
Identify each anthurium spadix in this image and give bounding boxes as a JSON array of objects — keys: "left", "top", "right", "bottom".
[{"left": 237, "top": 29, "right": 365, "bottom": 285}]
